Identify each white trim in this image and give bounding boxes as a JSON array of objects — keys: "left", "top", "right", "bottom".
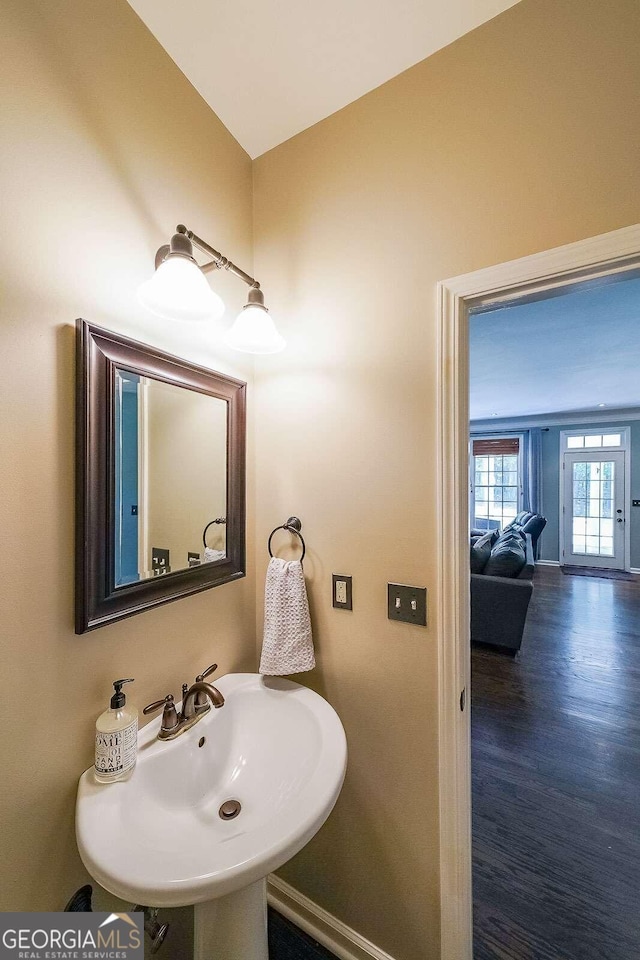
[
  {"left": 137, "top": 378, "right": 150, "bottom": 579},
  {"left": 537, "top": 560, "right": 640, "bottom": 572},
  {"left": 442, "top": 224, "right": 640, "bottom": 301},
  {"left": 436, "top": 222, "right": 640, "bottom": 960},
  {"left": 436, "top": 277, "right": 473, "bottom": 960},
  {"left": 472, "top": 408, "right": 640, "bottom": 431},
  {"left": 267, "top": 876, "right": 397, "bottom": 960},
  {"left": 560, "top": 427, "right": 629, "bottom": 451}
]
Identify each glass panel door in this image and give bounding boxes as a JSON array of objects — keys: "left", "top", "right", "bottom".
[{"left": 563, "top": 451, "right": 625, "bottom": 569}]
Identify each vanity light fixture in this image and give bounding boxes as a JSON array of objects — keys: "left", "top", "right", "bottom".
[{"left": 138, "top": 224, "right": 285, "bottom": 354}]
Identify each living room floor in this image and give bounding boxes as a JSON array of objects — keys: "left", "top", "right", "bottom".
[{"left": 472, "top": 565, "right": 640, "bottom": 960}]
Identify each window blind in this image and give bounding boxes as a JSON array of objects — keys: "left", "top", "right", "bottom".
[{"left": 472, "top": 437, "right": 519, "bottom": 456}]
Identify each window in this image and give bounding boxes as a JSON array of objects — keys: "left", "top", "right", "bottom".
[
  {"left": 566, "top": 432, "right": 622, "bottom": 449},
  {"left": 471, "top": 436, "right": 522, "bottom": 530}
]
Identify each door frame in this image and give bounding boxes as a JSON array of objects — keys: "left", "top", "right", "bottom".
[
  {"left": 436, "top": 222, "right": 640, "bottom": 960},
  {"left": 137, "top": 376, "right": 151, "bottom": 580},
  {"left": 559, "top": 429, "right": 631, "bottom": 571}
]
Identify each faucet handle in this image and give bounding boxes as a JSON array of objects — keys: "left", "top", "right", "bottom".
[
  {"left": 143, "top": 694, "right": 174, "bottom": 715},
  {"left": 196, "top": 663, "right": 218, "bottom": 682},
  {"left": 143, "top": 694, "right": 179, "bottom": 733}
]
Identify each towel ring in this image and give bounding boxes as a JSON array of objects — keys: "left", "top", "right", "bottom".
[
  {"left": 268, "top": 516, "right": 306, "bottom": 563},
  {"left": 202, "top": 518, "right": 227, "bottom": 549}
]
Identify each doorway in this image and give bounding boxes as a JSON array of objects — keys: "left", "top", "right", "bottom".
[
  {"left": 562, "top": 446, "right": 626, "bottom": 570},
  {"left": 435, "top": 223, "right": 640, "bottom": 960},
  {"left": 559, "top": 427, "right": 631, "bottom": 573}
]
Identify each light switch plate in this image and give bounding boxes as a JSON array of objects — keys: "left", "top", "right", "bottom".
[
  {"left": 387, "top": 583, "right": 427, "bottom": 626},
  {"left": 151, "top": 547, "right": 170, "bottom": 576},
  {"left": 332, "top": 574, "right": 353, "bottom": 610}
]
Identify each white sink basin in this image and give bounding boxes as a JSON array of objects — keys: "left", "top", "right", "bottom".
[{"left": 77, "top": 674, "right": 346, "bottom": 913}]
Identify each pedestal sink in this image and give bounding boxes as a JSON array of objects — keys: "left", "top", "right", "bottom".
[{"left": 76, "top": 674, "right": 347, "bottom": 960}]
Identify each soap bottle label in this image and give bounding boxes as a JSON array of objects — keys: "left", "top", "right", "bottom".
[{"left": 95, "top": 718, "right": 138, "bottom": 778}]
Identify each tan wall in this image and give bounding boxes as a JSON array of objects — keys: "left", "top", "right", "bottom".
[
  {"left": 252, "top": 0, "right": 640, "bottom": 956},
  {"left": 3, "top": 0, "right": 640, "bottom": 949},
  {"left": 146, "top": 381, "right": 227, "bottom": 574},
  {"left": 0, "top": 0, "right": 255, "bottom": 912}
]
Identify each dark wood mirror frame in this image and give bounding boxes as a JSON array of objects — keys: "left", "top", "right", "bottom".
[{"left": 75, "top": 319, "right": 246, "bottom": 634}]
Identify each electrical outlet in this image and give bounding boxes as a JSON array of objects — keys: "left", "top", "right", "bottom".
[
  {"left": 332, "top": 574, "right": 353, "bottom": 610},
  {"left": 188, "top": 552, "right": 201, "bottom": 567},
  {"left": 387, "top": 583, "right": 427, "bottom": 626}
]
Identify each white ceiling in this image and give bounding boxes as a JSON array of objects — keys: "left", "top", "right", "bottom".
[
  {"left": 127, "top": 0, "right": 521, "bottom": 158},
  {"left": 470, "top": 275, "right": 640, "bottom": 422}
]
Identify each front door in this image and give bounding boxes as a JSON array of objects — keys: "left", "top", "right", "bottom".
[{"left": 562, "top": 451, "right": 626, "bottom": 569}]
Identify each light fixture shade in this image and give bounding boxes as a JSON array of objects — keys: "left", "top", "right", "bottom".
[
  {"left": 225, "top": 304, "right": 286, "bottom": 354},
  {"left": 138, "top": 256, "right": 225, "bottom": 323}
]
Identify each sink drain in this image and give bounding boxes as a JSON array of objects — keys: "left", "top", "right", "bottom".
[{"left": 219, "top": 799, "right": 241, "bottom": 821}]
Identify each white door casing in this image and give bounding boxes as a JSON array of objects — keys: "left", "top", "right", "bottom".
[{"left": 436, "top": 223, "right": 640, "bottom": 960}]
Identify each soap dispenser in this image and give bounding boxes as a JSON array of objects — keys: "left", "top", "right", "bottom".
[{"left": 94, "top": 679, "right": 138, "bottom": 784}]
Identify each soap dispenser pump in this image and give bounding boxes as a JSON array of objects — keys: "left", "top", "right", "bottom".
[{"left": 94, "top": 679, "right": 138, "bottom": 784}]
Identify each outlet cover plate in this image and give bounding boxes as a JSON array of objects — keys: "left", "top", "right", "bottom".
[
  {"left": 332, "top": 574, "right": 353, "bottom": 610},
  {"left": 387, "top": 583, "right": 427, "bottom": 626}
]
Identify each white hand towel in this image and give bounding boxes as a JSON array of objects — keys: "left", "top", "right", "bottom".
[
  {"left": 204, "top": 547, "right": 226, "bottom": 563},
  {"left": 260, "top": 557, "right": 315, "bottom": 675}
]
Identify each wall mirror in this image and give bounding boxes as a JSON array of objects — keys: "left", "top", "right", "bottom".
[{"left": 76, "top": 320, "right": 246, "bottom": 634}]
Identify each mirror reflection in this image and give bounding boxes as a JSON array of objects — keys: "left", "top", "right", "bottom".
[{"left": 114, "top": 369, "right": 227, "bottom": 586}]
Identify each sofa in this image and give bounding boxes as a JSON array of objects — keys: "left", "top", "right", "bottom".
[
  {"left": 470, "top": 515, "right": 545, "bottom": 654},
  {"left": 471, "top": 510, "right": 547, "bottom": 554}
]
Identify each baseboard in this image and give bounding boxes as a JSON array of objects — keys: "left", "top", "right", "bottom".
[
  {"left": 543, "top": 559, "right": 640, "bottom": 575},
  {"left": 267, "top": 875, "right": 397, "bottom": 960},
  {"left": 551, "top": 561, "right": 639, "bottom": 575}
]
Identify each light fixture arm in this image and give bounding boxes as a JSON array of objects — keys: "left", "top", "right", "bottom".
[
  {"left": 175, "top": 224, "right": 259, "bottom": 289},
  {"left": 142, "top": 222, "right": 284, "bottom": 352}
]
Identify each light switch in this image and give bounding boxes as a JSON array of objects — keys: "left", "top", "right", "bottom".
[
  {"left": 152, "top": 547, "right": 171, "bottom": 576},
  {"left": 332, "top": 574, "right": 353, "bottom": 610},
  {"left": 387, "top": 583, "right": 427, "bottom": 626}
]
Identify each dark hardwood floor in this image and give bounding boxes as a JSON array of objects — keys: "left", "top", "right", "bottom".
[
  {"left": 269, "top": 908, "right": 338, "bottom": 960},
  {"left": 472, "top": 565, "right": 640, "bottom": 960}
]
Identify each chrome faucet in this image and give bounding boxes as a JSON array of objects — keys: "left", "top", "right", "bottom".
[{"left": 143, "top": 663, "right": 225, "bottom": 741}]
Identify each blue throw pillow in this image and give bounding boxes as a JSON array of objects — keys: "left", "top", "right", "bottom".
[
  {"left": 484, "top": 537, "right": 526, "bottom": 578},
  {"left": 470, "top": 531, "right": 495, "bottom": 574},
  {"left": 494, "top": 529, "right": 525, "bottom": 548}
]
